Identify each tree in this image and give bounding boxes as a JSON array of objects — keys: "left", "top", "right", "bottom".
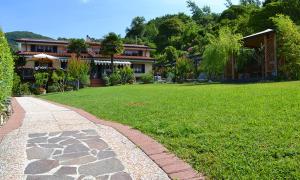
[
  {"left": 272, "top": 14, "right": 300, "bottom": 79},
  {"left": 240, "top": 0, "right": 261, "bottom": 6},
  {"left": 186, "top": 0, "right": 219, "bottom": 27},
  {"left": 68, "top": 39, "right": 88, "bottom": 59},
  {"left": 67, "top": 57, "right": 90, "bottom": 90},
  {"left": 202, "top": 27, "right": 243, "bottom": 79},
  {"left": 126, "top": 16, "right": 146, "bottom": 39},
  {"left": 248, "top": 0, "right": 300, "bottom": 32},
  {"left": 156, "top": 17, "right": 184, "bottom": 51},
  {"left": 34, "top": 72, "right": 49, "bottom": 94},
  {"left": 225, "top": 0, "right": 233, "bottom": 8},
  {"left": 0, "top": 29, "right": 14, "bottom": 104},
  {"left": 101, "top": 33, "right": 124, "bottom": 73},
  {"left": 176, "top": 57, "right": 193, "bottom": 82}
]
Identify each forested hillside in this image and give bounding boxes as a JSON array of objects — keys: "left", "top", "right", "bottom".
[{"left": 5, "top": 31, "right": 52, "bottom": 50}]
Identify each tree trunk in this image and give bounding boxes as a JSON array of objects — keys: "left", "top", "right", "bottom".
[
  {"left": 231, "top": 55, "right": 235, "bottom": 80},
  {"left": 77, "top": 79, "right": 80, "bottom": 91},
  {"left": 110, "top": 54, "right": 114, "bottom": 74}
]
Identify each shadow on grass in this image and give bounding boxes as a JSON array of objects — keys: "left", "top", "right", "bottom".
[{"left": 176, "top": 80, "right": 291, "bottom": 86}]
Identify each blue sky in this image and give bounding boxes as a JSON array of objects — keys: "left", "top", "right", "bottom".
[{"left": 1, "top": 0, "right": 239, "bottom": 39}]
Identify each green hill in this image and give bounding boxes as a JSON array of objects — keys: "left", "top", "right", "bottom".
[{"left": 5, "top": 31, "right": 53, "bottom": 50}]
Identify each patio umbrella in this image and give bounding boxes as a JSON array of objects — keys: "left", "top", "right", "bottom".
[{"left": 28, "top": 53, "right": 59, "bottom": 62}]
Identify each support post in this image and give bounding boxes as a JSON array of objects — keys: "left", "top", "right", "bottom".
[
  {"left": 264, "top": 35, "right": 268, "bottom": 78},
  {"left": 274, "top": 33, "right": 278, "bottom": 77},
  {"left": 231, "top": 55, "right": 235, "bottom": 80}
]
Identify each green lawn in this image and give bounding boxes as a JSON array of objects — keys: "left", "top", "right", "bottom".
[{"left": 41, "top": 82, "right": 300, "bottom": 179}]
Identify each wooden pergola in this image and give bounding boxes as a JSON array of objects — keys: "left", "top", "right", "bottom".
[{"left": 226, "top": 29, "right": 278, "bottom": 80}]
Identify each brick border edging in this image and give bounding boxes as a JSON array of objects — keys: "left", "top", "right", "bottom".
[
  {"left": 43, "top": 98, "right": 205, "bottom": 180},
  {"left": 0, "top": 98, "right": 25, "bottom": 143}
]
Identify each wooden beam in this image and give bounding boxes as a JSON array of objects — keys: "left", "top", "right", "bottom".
[
  {"left": 274, "top": 33, "right": 278, "bottom": 76},
  {"left": 264, "top": 35, "right": 268, "bottom": 78}
]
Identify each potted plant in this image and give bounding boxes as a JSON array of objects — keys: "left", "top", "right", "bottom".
[{"left": 34, "top": 72, "right": 49, "bottom": 94}]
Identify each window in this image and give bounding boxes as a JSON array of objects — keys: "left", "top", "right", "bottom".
[
  {"left": 31, "top": 45, "right": 36, "bottom": 52},
  {"left": 61, "top": 62, "right": 67, "bottom": 69},
  {"left": 131, "top": 64, "right": 145, "bottom": 73},
  {"left": 123, "top": 50, "right": 144, "bottom": 56},
  {"left": 30, "top": 45, "right": 57, "bottom": 53}
]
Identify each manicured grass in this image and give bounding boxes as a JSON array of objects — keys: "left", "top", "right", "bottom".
[{"left": 41, "top": 82, "right": 300, "bottom": 179}]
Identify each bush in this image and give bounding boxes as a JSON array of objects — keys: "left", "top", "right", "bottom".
[
  {"left": 176, "top": 57, "right": 193, "bottom": 82},
  {"left": 19, "top": 83, "right": 31, "bottom": 95},
  {"left": 12, "top": 73, "right": 31, "bottom": 96},
  {"left": 80, "top": 74, "right": 90, "bottom": 87},
  {"left": 0, "top": 29, "right": 14, "bottom": 103},
  {"left": 34, "top": 72, "right": 49, "bottom": 88},
  {"left": 119, "top": 66, "right": 135, "bottom": 84},
  {"left": 109, "top": 72, "right": 121, "bottom": 86},
  {"left": 166, "top": 72, "right": 175, "bottom": 83},
  {"left": 102, "top": 73, "right": 110, "bottom": 86},
  {"left": 12, "top": 73, "right": 21, "bottom": 96},
  {"left": 141, "top": 73, "right": 154, "bottom": 84},
  {"left": 52, "top": 69, "right": 65, "bottom": 92},
  {"left": 67, "top": 58, "right": 90, "bottom": 90},
  {"left": 47, "top": 85, "right": 60, "bottom": 93},
  {"left": 65, "top": 86, "right": 74, "bottom": 91}
]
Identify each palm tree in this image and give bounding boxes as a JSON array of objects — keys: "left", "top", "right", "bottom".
[
  {"left": 101, "top": 33, "right": 124, "bottom": 73},
  {"left": 68, "top": 39, "right": 88, "bottom": 60}
]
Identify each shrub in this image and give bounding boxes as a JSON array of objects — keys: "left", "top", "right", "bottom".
[
  {"left": 67, "top": 58, "right": 90, "bottom": 90},
  {"left": 102, "top": 73, "right": 110, "bottom": 86},
  {"left": 52, "top": 69, "right": 65, "bottom": 92},
  {"left": 65, "top": 86, "right": 74, "bottom": 91},
  {"left": 119, "top": 66, "right": 135, "bottom": 84},
  {"left": 272, "top": 15, "right": 300, "bottom": 80},
  {"left": 12, "top": 73, "right": 21, "bottom": 96},
  {"left": 19, "top": 83, "right": 31, "bottom": 95},
  {"left": 0, "top": 29, "right": 14, "bottom": 103},
  {"left": 12, "top": 74, "right": 31, "bottom": 96},
  {"left": 166, "top": 72, "right": 175, "bottom": 83},
  {"left": 34, "top": 72, "right": 49, "bottom": 88},
  {"left": 109, "top": 72, "right": 121, "bottom": 86},
  {"left": 80, "top": 74, "right": 90, "bottom": 87},
  {"left": 141, "top": 73, "right": 154, "bottom": 84},
  {"left": 176, "top": 57, "right": 193, "bottom": 82},
  {"left": 47, "top": 85, "right": 60, "bottom": 93}
]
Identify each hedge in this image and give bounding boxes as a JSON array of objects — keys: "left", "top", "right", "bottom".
[{"left": 0, "top": 29, "right": 14, "bottom": 105}]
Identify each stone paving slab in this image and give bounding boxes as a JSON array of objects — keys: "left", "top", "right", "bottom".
[
  {"left": 0, "top": 97, "right": 170, "bottom": 180},
  {"left": 25, "top": 129, "right": 129, "bottom": 179}
]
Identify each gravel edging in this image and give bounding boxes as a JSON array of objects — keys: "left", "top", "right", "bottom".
[
  {"left": 0, "top": 98, "right": 25, "bottom": 143},
  {"left": 42, "top": 98, "right": 205, "bottom": 180}
]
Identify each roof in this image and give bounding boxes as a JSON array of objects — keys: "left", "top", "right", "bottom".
[
  {"left": 15, "top": 38, "right": 153, "bottom": 49},
  {"left": 243, "top": 29, "right": 275, "bottom": 40},
  {"left": 16, "top": 38, "right": 68, "bottom": 44}
]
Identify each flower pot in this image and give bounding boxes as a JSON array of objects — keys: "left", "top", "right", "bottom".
[{"left": 38, "top": 87, "right": 47, "bottom": 94}]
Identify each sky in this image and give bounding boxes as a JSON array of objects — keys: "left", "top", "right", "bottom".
[{"left": 0, "top": 0, "right": 239, "bottom": 39}]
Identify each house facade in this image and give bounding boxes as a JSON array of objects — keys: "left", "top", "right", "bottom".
[{"left": 16, "top": 38, "right": 155, "bottom": 85}]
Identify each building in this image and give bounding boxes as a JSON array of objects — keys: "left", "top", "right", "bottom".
[
  {"left": 224, "top": 29, "right": 279, "bottom": 81},
  {"left": 16, "top": 38, "right": 155, "bottom": 86}
]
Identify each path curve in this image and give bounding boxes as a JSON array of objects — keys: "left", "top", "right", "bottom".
[{"left": 0, "top": 97, "right": 169, "bottom": 180}]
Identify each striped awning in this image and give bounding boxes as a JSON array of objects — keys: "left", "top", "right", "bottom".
[{"left": 94, "top": 60, "right": 131, "bottom": 66}]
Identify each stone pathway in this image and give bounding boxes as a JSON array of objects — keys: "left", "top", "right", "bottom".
[{"left": 0, "top": 97, "right": 170, "bottom": 180}]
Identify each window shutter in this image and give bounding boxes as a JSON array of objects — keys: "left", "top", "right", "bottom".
[{"left": 142, "top": 64, "right": 145, "bottom": 73}]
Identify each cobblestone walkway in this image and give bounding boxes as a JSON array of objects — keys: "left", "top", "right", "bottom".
[{"left": 0, "top": 97, "right": 169, "bottom": 180}]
